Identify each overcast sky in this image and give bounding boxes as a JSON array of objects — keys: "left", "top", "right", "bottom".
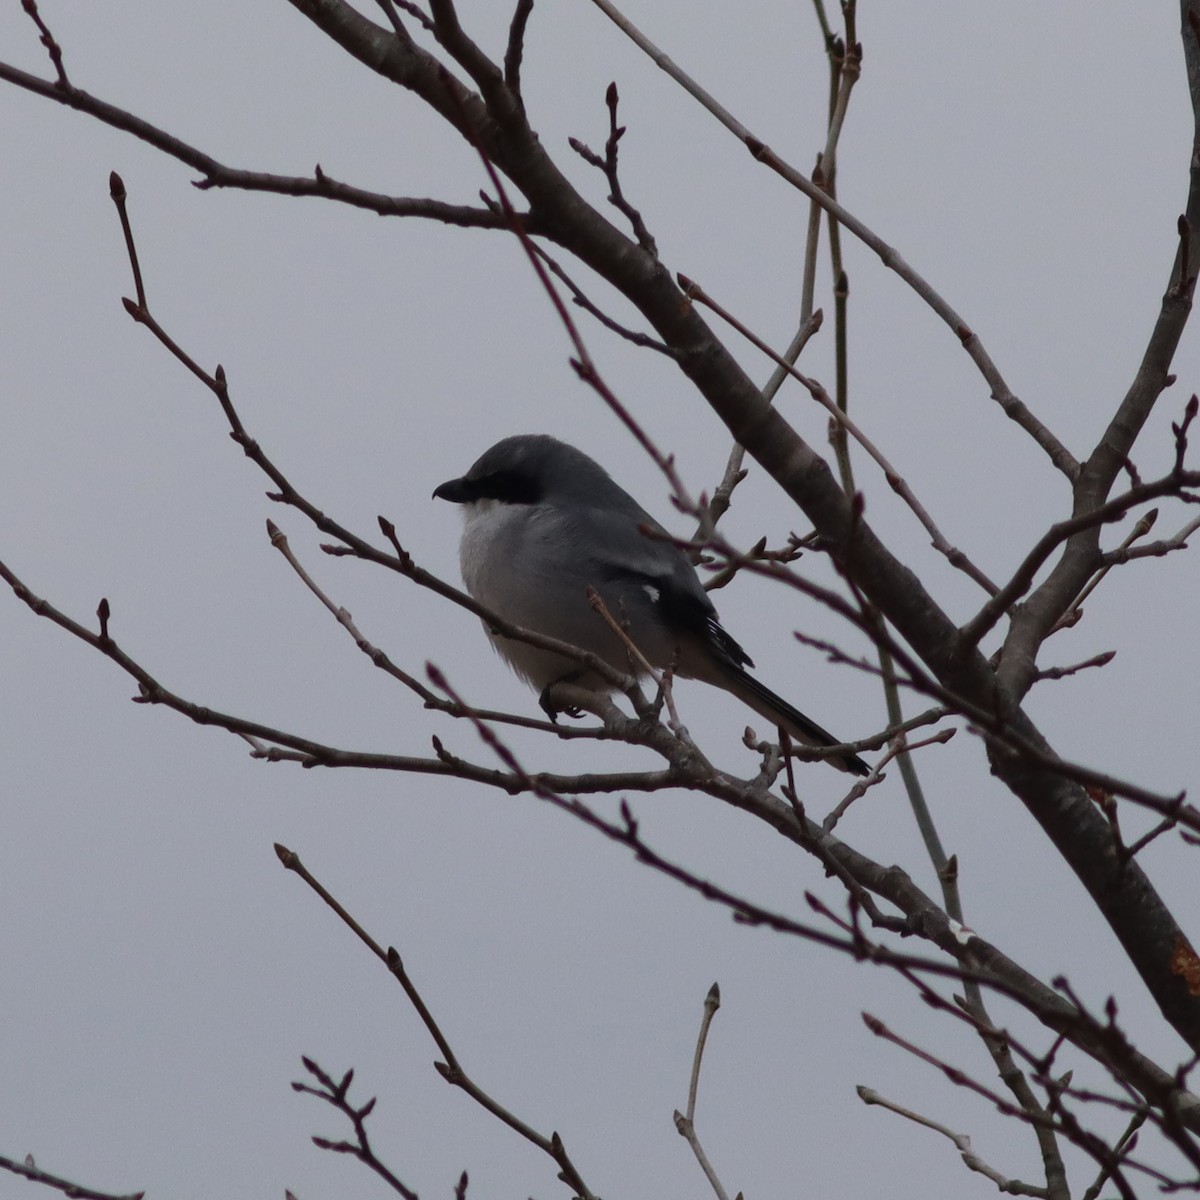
[{"left": 2, "top": 3, "right": 1198, "bottom": 1198}]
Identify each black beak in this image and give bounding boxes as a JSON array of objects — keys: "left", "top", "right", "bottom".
[{"left": 432, "top": 476, "right": 472, "bottom": 502}]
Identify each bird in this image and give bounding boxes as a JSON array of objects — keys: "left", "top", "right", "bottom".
[{"left": 433, "top": 434, "right": 869, "bottom": 775}]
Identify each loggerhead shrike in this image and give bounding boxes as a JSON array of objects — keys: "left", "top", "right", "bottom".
[{"left": 433, "top": 434, "right": 869, "bottom": 775}]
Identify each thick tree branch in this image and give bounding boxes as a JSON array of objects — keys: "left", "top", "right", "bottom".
[
  {"left": 996, "top": 4, "right": 1200, "bottom": 694},
  {"left": 964, "top": 471, "right": 1200, "bottom": 648}
]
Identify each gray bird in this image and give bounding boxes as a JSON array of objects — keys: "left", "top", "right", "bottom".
[{"left": 433, "top": 434, "right": 868, "bottom": 775}]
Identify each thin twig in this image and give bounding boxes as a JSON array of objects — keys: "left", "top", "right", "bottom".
[
  {"left": 857, "top": 1086, "right": 1049, "bottom": 1197},
  {"left": 861, "top": 1017, "right": 1147, "bottom": 1199},
  {"left": 379, "top": 0, "right": 436, "bottom": 35},
  {"left": 585, "top": 585, "right": 689, "bottom": 736},
  {"left": 1051, "top": 506, "right": 1161, "bottom": 638},
  {"left": 700, "top": 533, "right": 804, "bottom": 592},
  {"left": 0, "top": 63, "right": 535, "bottom": 227},
  {"left": 108, "top": 174, "right": 145, "bottom": 308},
  {"left": 267, "top": 520, "right": 438, "bottom": 698},
  {"left": 1099, "top": 513, "right": 1200, "bottom": 566},
  {"left": 821, "top": 729, "right": 953, "bottom": 832},
  {"left": 568, "top": 81, "right": 658, "bottom": 255},
  {"left": 703, "top": 312, "right": 824, "bottom": 531},
  {"left": 526, "top": 235, "right": 673, "bottom": 354},
  {"left": 686, "top": 982, "right": 720, "bottom": 1122},
  {"left": 1124, "top": 815, "right": 1187, "bottom": 861},
  {"left": 1080, "top": 1113, "right": 1147, "bottom": 1200},
  {"left": 19, "top": 0, "right": 69, "bottom": 87},
  {"left": 268, "top": 519, "right": 611, "bottom": 738},
  {"left": 0, "top": 1153, "right": 142, "bottom": 1200},
  {"left": 1033, "top": 651, "right": 1116, "bottom": 684},
  {"left": 372, "top": 0, "right": 416, "bottom": 43}
]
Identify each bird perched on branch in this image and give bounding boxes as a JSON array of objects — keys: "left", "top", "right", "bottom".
[{"left": 434, "top": 434, "right": 868, "bottom": 775}]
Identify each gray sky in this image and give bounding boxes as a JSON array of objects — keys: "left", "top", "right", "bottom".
[{"left": 2, "top": 3, "right": 1197, "bottom": 1197}]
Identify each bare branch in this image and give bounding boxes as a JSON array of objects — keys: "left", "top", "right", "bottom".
[
  {"left": 105, "top": 177, "right": 653, "bottom": 706},
  {"left": 861, "top": 1017, "right": 1152, "bottom": 1199},
  {"left": 277, "top": 845, "right": 600, "bottom": 1199},
  {"left": 0, "top": 1152, "right": 142, "bottom": 1200},
  {"left": 7, "top": 535, "right": 1198, "bottom": 1138},
  {"left": 964, "top": 480, "right": 1197, "bottom": 649},
  {"left": 19, "top": 0, "right": 69, "bottom": 87},
  {"left": 1032, "top": 651, "right": 1117, "bottom": 683},
  {"left": 442, "top": 74, "right": 695, "bottom": 502},
  {"left": 983, "top": 728, "right": 1199, "bottom": 836},
  {"left": 503, "top": 0, "right": 534, "bottom": 99},
  {"left": 674, "top": 983, "right": 732, "bottom": 1200},
  {"left": 679, "top": 273, "right": 1000, "bottom": 595},
  {"left": 265, "top": 519, "right": 617, "bottom": 738},
  {"left": 584, "top": 586, "right": 693, "bottom": 738},
  {"left": 1051, "top": 509, "right": 1162, "bottom": 633},
  {"left": 0, "top": 63, "right": 535, "bottom": 228},
  {"left": 570, "top": 83, "right": 658, "bottom": 254},
  {"left": 292, "top": 1058, "right": 419, "bottom": 1199},
  {"left": 525, "top": 234, "right": 674, "bottom": 354},
  {"left": 703, "top": 312, "right": 824, "bottom": 532},
  {"left": 372, "top": 0, "right": 428, "bottom": 41},
  {"left": 1080, "top": 1114, "right": 1148, "bottom": 1200},
  {"left": 585, "top": 0, "right": 1078, "bottom": 478},
  {"left": 857, "top": 1086, "right": 1050, "bottom": 1197},
  {"left": 1000, "top": 190, "right": 1200, "bottom": 693},
  {"left": 426, "top": 0, "right": 517, "bottom": 121},
  {"left": 1100, "top": 513, "right": 1200, "bottom": 566},
  {"left": 821, "top": 729, "right": 953, "bottom": 833}
]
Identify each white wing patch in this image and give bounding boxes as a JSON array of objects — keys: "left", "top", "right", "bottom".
[{"left": 642, "top": 583, "right": 661, "bottom": 603}]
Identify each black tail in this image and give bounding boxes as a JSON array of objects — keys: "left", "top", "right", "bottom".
[{"left": 723, "top": 666, "right": 870, "bottom": 776}]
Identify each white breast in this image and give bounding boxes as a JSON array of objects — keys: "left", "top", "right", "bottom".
[{"left": 456, "top": 499, "right": 614, "bottom": 692}]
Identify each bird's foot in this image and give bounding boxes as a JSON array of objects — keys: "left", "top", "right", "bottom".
[{"left": 539, "top": 674, "right": 586, "bottom": 722}]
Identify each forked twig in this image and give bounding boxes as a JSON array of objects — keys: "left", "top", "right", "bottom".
[
  {"left": 860, "top": 1016, "right": 1146, "bottom": 1199},
  {"left": 292, "top": 1058, "right": 419, "bottom": 1200},
  {"left": 275, "top": 844, "right": 600, "bottom": 1199},
  {"left": 674, "top": 983, "right": 733, "bottom": 1200},
  {"left": 585, "top": 0, "right": 1078, "bottom": 479},
  {"left": 19, "top": 0, "right": 69, "bottom": 87},
  {"left": 678, "top": 273, "right": 999, "bottom": 595},
  {"left": 703, "top": 312, "right": 824, "bottom": 532},
  {"left": 569, "top": 83, "right": 657, "bottom": 255},
  {"left": 857, "top": 1086, "right": 1050, "bottom": 1197}
]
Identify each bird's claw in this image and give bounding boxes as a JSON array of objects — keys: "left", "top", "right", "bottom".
[{"left": 539, "top": 676, "right": 586, "bottom": 723}]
